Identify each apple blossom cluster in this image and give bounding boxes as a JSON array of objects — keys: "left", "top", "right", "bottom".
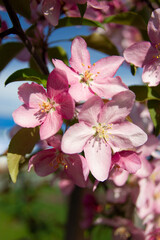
[
  {"left": 13, "top": 36, "right": 148, "bottom": 185},
  {"left": 3, "top": 1, "right": 160, "bottom": 239}
]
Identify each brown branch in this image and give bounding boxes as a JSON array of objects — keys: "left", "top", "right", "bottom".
[{"left": 2, "top": 0, "right": 49, "bottom": 75}]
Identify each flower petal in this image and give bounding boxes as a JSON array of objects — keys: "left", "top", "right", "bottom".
[
  {"left": 55, "top": 92, "right": 75, "bottom": 119},
  {"left": 69, "top": 81, "right": 93, "bottom": 102},
  {"left": 84, "top": 139, "right": 111, "bottom": 181},
  {"left": 12, "top": 105, "right": 45, "bottom": 127},
  {"left": 18, "top": 82, "right": 47, "bottom": 108},
  {"left": 69, "top": 37, "right": 91, "bottom": 73},
  {"left": 91, "top": 56, "right": 124, "bottom": 78},
  {"left": 148, "top": 8, "right": 160, "bottom": 45},
  {"left": 124, "top": 41, "right": 153, "bottom": 68},
  {"left": 61, "top": 122, "right": 95, "bottom": 154},
  {"left": 42, "top": 0, "right": 61, "bottom": 26},
  {"left": 52, "top": 59, "right": 79, "bottom": 85},
  {"left": 142, "top": 59, "right": 160, "bottom": 86},
  {"left": 47, "top": 69, "right": 69, "bottom": 99},
  {"left": 65, "top": 154, "right": 89, "bottom": 187},
  {"left": 40, "top": 110, "right": 62, "bottom": 140},
  {"left": 107, "top": 121, "right": 148, "bottom": 152},
  {"left": 91, "top": 76, "right": 128, "bottom": 99},
  {"left": 99, "top": 90, "right": 135, "bottom": 124},
  {"left": 28, "top": 149, "right": 57, "bottom": 176},
  {"left": 112, "top": 151, "right": 141, "bottom": 173},
  {"left": 78, "top": 95, "right": 103, "bottom": 125}
]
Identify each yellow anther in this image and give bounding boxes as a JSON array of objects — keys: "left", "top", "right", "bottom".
[
  {"left": 93, "top": 63, "right": 95, "bottom": 66},
  {"left": 97, "top": 72, "right": 100, "bottom": 74},
  {"left": 88, "top": 65, "right": 91, "bottom": 68},
  {"left": 82, "top": 63, "right": 85, "bottom": 66}
]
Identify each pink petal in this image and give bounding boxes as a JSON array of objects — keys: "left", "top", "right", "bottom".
[
  {"left": 99, "top": 90, "right": 135, "bottom": 124},
  {"left": 47, "top": 69, "right": 69, "bottom": 99},
  {"left": 69, "top": 37, "right": 91, "bottom": 73},
  {"left": 40, "top": 110, "right": 62, "bottom": 140},
  {"left": 91, "top": 76, "right": 128, "bottom": 99},
  {"left": 84, "top": 139, "right": 112, "bottom": 181},
  {"left": 12, "top": 105, "right": 45, "bottom": 127},
  {"left": 46, "top": 134, "right": 62, "bottom": 150},
  {"left": 112, "top": 151, "right": 141, "bottom": 173},
  {"left": 52, "top": 59, "right": 79, "bottom": 84},
  {"left": 90, "top": 56, "right": 124, "bottom": 78},
  {"left": 69, "top": 81, "right": 93, "bottom": 102},
  {"left": 18, "top": 82, "right": 47, "bottom": 108},
  {"left": 124, "top": 41, "right": 153, "bottom": 67},
  {"left": 61, "top": 122, "right": 95, "bottom": 154},
  {"left": 78, "top": 95, "right": 103, "bottom": 126},
  {"left": 65, "top": 154, "right": 89, "bottom": 188},
  {"left": 110, "top": 169, "right": 129, "bottom": 186},
  {"left": 135, "top": 156, "right": 153, "bottom": 178},
  {"left": 148, "top": 8, "right": 160, "bottom": 45},
  {"left": 142, "top": 59, "right": 160, "bottom": 86},
  {"left": 107, "top": 121, "right": 148, "bottom": 152},
  {"left": 28, "top": 149, "right": 57, "bottom": 176},
  {"left": 55, "top": 92, "right": 75, "bottom": 119},
  {"left": 137, "top": 134, "right": 159, "bottom": 158},
  {"left": 42, "top": 0, "right": 61, "bottom": 26}
]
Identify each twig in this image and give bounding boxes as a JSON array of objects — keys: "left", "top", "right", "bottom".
[{"left": 1, "top": 0, "right": 49, "bottom": 75}]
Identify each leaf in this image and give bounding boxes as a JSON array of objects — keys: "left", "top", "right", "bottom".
[
  {"left": 129, "top": 85, "right": 160, "bottom": 101},
  {"left": 103, "top": 11, "right": 147, "bottom": 30},
  {"left": 56, "top": 17, "right": 104, "bottom": 29},
  {"left": 148, "top": 100, "right": 160, "bottom": 136},
  {"left": 82, "top": 33, "right": 119, "bottom": 56},
  {"left": 7, "top": 127, "right": 40, "bottom": 183},
  {"left": 91, "top": 225, "right": 112, "bottom": 240},
  {"left": 78, "top": 3, "right": 87, "bottom": 18},
  {"left": 0, "top": 0, "right": 31, "bottom": 19},
  {"left": 5, "top": 68, "right": 47, "bottom": 88},
  {"left": 130, "top": 64, "right": 137, "bottom": 76},
  {"left": 0, "top": 42, "right": 24, "bottom": 72},
  {"left": 48, "top": 46, "right": 68, "bottom": 65}
]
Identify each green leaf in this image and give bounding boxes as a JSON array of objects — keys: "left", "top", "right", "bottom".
[
  {"left": 5, "top": 68, "right": 47, "bottom": 88},
  {"left": 7, "top": 127, "right": 40, "bottom": 183},
  {"left": 82, "top": 33, "right": 119, "bottom": 55},
  {"left": 0, "top": 42, "right": 24, "bottom": 72},
  {"left": 0, "top": 0, "right": 31, "bottom": 19},
  {"left": 78, "top": 3, "right": 87, "bottom": 18},
  {"left": 56, "top": 17, "right": 104, "bottom": 29},
  {"left": 48, "top": 46, "right": 68, "bottom": 65},
  {"left": 130, "top": 64, "right": 137, "bottom": 76},
  {"left": 103, "top": 11, "right": 147, "bottom": 30},
  {"left": 148, "top": 100, "right": 160, "bottom": 136},
  {"left": 129, "top": 85, "right": 160, "bottom": 101},
  {"left": 91, "top": 225, "right": 112, "bottom": 240}
]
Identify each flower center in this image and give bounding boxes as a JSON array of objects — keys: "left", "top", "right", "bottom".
[
  {"left": 93, "top": 123, "right": 113, "bottom": 140},
  {"left": 49, "top": 152, "right": 68, "bottom": 170},
  {"left": 39, "top": 99, "right": 57, "bottom": 113},
  {"left": 80, "top": 70, "right": 93, "bottom": 85},
  {"left": 79, "top": 63, "right": 100, "bottom": 85}
]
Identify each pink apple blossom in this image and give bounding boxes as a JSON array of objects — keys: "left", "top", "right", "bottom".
[
  {"left": 124, "top": 8, "right": 160, "bottom": 86},
  {"left": 41, "top": 0, "right": 87, "bottom": 26},
  {"left": 61, "top": 90, "right": 147, "bottom": 181},
  {"left": 28, "top": 134, "right": 89, "bottom": 188},
  {"left": 53, "top": 36, "right": 127, "bottom": 102},
  {"left": 109, "top": 150, "right": 141, "bottom": 186},
  {"left": 12, "top": 69, "right": 75, "bottom": 140}
]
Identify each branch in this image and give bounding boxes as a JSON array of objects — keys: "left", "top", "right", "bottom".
[
  {"left": 2, "top": 0, "right": 49, "bottom": 75},
  {"left": 64, "top": 187, "right": 85, "bottom": 240}
]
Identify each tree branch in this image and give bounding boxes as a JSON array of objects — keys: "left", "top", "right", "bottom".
[{"left": 2, "top": 0, "right": 49, "bottom": 75}]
